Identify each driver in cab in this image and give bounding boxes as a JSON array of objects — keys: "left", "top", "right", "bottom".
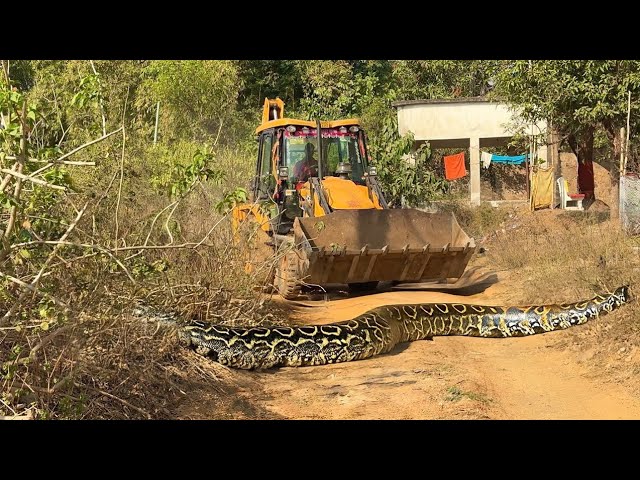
[{"left": 294, "top": 142, "right": 319, "bottom": 185}]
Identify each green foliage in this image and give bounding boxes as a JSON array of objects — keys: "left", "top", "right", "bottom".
[
  {"left": 71, "top": 73, "right": 102, "bottom": 109},
  {"left": 130, "top": 256, "right": 170, "bottom": 280},
  {"left": 215, "top": 187, "right": 248, "bottom": 214},
  {"left": 141, "top": 60, "right": 241, "bottom": 142},
  {"left": 0, "top": 192, "right": 19, "bottom": 209},
  {"left": 294, "top": 60, "right": 392, "bottom": 121},
  {"left": 144, "top": 141, "right": 227, "bottom": 198},
  {"left": 391, "top": 60, "right": 499, "bottom": 100},
  {"left": 368, "top": 114, "right": 447, "bottom": 207},
  {"left": 495, "top": 60, "right": 640, "bottom": 165},
  {"left": 236, "top": 61, "right": 302, "bottom": 111},
  {"left": 496, "top": 61, "right": 640, "bottom": 128},
  {"left": 0, "top": 88, "right": 37, "bottom": 155},
  {"left": 168, "top": 148, "right": 225, "bottom": 199},
  {"left": 297, "top": 60, "right": 360, "bottom": 119}
]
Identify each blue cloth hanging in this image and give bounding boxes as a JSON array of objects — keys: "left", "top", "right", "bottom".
[{"left": 490, "top": 154, "right": 528, "bottom": 165}]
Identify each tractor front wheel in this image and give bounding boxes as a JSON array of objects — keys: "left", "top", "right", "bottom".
[{"left": 274, "top": 250, "right": 301, "bottom": 300}]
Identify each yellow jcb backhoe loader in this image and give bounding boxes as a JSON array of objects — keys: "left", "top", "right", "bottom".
[{"left": 232, "top": 98, "right": 476, "bottom": 299}]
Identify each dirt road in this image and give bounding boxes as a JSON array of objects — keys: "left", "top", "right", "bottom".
[{"left": 178, "top": 269, "right": 640, "bottom": 420}]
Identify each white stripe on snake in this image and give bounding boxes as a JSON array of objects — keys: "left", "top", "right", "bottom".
[{"left": 178, "top": 286, "right": 630, "bottom": 370}]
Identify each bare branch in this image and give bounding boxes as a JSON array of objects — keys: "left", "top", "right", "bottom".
[
  {"left": 29, "top": 374, "right": 74, "bottom": 396},
  {"left": 28, "top": 324, "right": 76, "bottom": 365},
  {"left": 31, "top": 202, "right": 89, "bottom": 287},
  {"left": 89, "top": 60, "right": 107, "bottom": 137},
  {"left": 0, "top": 168, "right": 67, "bottom": 190},
  {"left": 48, "top": 127, "right": 123, "bottom": 164},
  {"left": 31, "top": 160, "right": 96, "bottom": 166},
  {"left": 0, "top": 162, "right": 19, "bottom": 193},
  {"left": 0, "top": 270, "right": 39, "bottom": 292},
  {"left": 193, "top": 211, "right": 232, "bottom": 248},
  {"left": 29, "top": 127, "right": 123, "bottom": 177},
  {"left": 84, "top": 385, "right": 151, "bottom": 419},
  {"left": 163, "top": 202, "right": 180, "bottom": 245},
  {"left": 1, "top": 60, "right": 9, "bottom": 86},
  {"left": 142, "top": 200, "right": 178, "bottom": 247},
  {"left": 0, "top": 271, "right": 68, "bottom": 309},
  {"left": 213, "top": 116, "right": 225, "bottom": 146},
  {"left": 141, "top": 175, "right": 202, "bottom": 248},
  {"left": 0, "top": 202, "right": 89, "bottom": 318},
  {"left": 0, "top": 414, "right": 32, "bottom": 421},
  {"left": 4, "top": 156, "right": 96, "bottom": 166},
  {"left": 0, "top": 203, "right": 85, "bottom": 326},
  {"left": 13, "top": 239, "right": 219, "bottom": 253},
  {"left": 17, "top": 240, "right": 136, "bottom": 284},
  {"left": 114, "top": 88, "right": 129, "bottom": 252},
  {"left": 3, "top": 101, "right": 27, "bottom": 238}
]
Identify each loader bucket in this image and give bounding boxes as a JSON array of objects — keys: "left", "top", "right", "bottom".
[{"left": 293, "top": 209, "right": 476, "bottom": 285}]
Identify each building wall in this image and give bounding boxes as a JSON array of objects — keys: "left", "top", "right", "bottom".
[{"left": 396, "top": 101, "right": 546, "bottom": 143}]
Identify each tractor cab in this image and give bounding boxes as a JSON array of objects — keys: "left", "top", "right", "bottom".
[{"left": 252, "top": 98, "right": 386, "bottom": 234}]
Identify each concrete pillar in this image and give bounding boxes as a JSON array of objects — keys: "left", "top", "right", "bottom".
[
  {"left": 548, "top": 127, "right": 560, "bottom": 209},
  {"left": 470, "top": 137, "right": 480, "bottom": 205}
]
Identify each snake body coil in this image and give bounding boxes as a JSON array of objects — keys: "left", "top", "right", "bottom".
[{"left": 180, "top": 286, "right": 630, "bottom": 370}]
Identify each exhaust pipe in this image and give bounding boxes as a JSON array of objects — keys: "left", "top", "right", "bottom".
[{"left": 316, "top": 119, "right": 324, "bottom": 179}]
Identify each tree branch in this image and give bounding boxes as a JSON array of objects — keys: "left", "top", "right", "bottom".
[
  {"left": 0, "top": 168, "right": 67, "bottom": 191},
  {"left": 3, "top": 101, "right": 27, "bottom": 238},
  {"left": 0, "top": 162, "right": 19, "bottom": 193},
  {"left": 0, "top": 271, "right": 69, "bottom": 311},
  {"left": 28, "top": 127, "right": 122, "bottom": 177},
  {"left": 114, "top": 87, "right": 129, "bottom": 252},
  {"left": 163, "top": 202, "right": 180, "bottom": 245},
  {"left": 0, "top": 205, "right": 88, "bottom": 325},
  {"left": 142, "top": 200, "right": 178, "bottom": 247},
  {"left": 1, "top": 60, "right": 9, "bottom": 86},
  {"left": 89, "top": 60, "right": 107, "bottom": 137},
  {"left": 83, "top": 385, "right": 151, "bottom": 419},
  {"left": 4, "top": 156, "right": 96, "bottom": 166},
  {"left": 30, "top": 201, "right": 89, "bottom": 288}
]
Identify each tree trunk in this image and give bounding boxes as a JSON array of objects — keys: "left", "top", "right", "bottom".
[
  {"left": 603, "top": 121, "right": 622, "bottom": 218},
  {"left": 548, "top": 125, "right": 560, "bottom": 208},
  {"left": 567, "top": 126, "right": 595, "bottom": 200}
]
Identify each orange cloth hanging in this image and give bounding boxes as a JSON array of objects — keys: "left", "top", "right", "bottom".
[{"left": 443, "top": 152, "right": 467, "bottom": 180}]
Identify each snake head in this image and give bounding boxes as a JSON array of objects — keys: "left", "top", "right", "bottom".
[{"left": 614, "top": 285, "right": 631, "bottom": 306}]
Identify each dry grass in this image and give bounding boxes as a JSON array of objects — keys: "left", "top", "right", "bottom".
[
  {"left": 435, "top": 200, "right": 515, "bottom": 239},
  {"left": 5, "top": 157, "right": 640, "bottom": 419},
  {"left": 473, "top": 207, "right": 640, "bottom": 394},
  {"left": 0, "top": 145, "right": 288, "bottom": 420}
]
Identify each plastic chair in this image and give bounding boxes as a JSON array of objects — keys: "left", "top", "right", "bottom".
[{"left": 557, "top": 176, "right": 585, "bottom": 210}]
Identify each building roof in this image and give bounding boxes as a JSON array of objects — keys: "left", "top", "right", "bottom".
[{"left": 392, "top": 96, "right": 501, "bottom": 107}]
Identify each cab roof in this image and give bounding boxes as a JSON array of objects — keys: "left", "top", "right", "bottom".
[{"left": 255, "top": 118, "right": 361, "bottom": 135}]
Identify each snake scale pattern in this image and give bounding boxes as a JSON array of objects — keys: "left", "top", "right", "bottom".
[{"left": 179, "top": 286, "right": 630, "bottom": 370}]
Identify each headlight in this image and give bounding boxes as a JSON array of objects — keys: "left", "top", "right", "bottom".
[
  {"left": 278, "top": 166, "right": 289, "bottom": 179},
  {"left": 368, "top": 166, "right": 377, "bottom": 176}
]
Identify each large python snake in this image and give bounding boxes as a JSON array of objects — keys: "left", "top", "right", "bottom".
[{"left": 178, "top": 286, "right": 630, "bottom": 370}]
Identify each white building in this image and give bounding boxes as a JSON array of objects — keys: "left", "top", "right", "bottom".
[{"left": 393, "top": 97, "right": 548, "bottom": 205}]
